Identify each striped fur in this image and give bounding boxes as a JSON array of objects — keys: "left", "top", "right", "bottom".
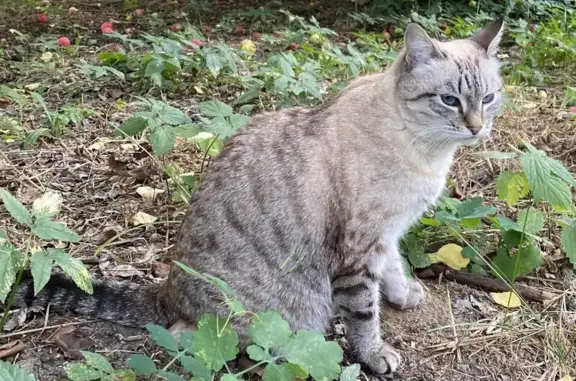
[{"left": 12, "top": 21, "right": 505, "bottom": 375}]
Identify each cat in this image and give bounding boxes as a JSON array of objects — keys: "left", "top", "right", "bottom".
[{"left": 12, "top": 20, "right": 505, "bottom": 376}]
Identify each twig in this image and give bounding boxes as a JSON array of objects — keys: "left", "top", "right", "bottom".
[
  {"left": 0, "top": 340, "right": 26, "bottom": 359},
  {"left": 416, "top": 264, "right": 557, "bottom": 304},
  {"left": 0, "top": 320, "right": 96, "bottom": 340}
]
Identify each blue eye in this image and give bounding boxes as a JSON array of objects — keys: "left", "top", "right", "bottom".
[
  {"left": 440, "top": 95, "right": 459, "bottom": 107},
  {"left": 482, "top": 93, "right": 495, "bottom": 104}
]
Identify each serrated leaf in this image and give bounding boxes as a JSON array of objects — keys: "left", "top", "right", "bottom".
[
  {"left": 0, "top": 359, "right": 37, "bottom": 381},
  {"left": 280, "top": 329, "right": 343, "bottom": 381},
  {"left": 0, "top": 188, "right": 31, "bottom": 225},
  {"left": 30, "top": 216, "right": 80, "bottom": 242},
  {"left": 160, "top": 105, "right": 190, "bottom": 125},
  {"left": 205, "top": 117, "right": 235, "bottom": 139},
  {"left": 127, "top": 354, "right": 156, "bottom": 375},
  {"left": 522, "top": 152, "right": 573, "bottom": 209},
  {"left": 173, "top": 123, "right": 202, "bottom": 138},
  {"left": 145, "top": 58, "right": 165, "bottom": 77},
  {"left": 30, "top": 250, "right": 54, "bottom": 295},
  {"left": 65, "top": 364, "right": 102, "bottom": 381},
  {"left": 205, "top": 51, "right": 222, "bottom": 77},
  {"left": 436, "top": 244, "right": 469, "bottom": 270},
  {"left": 149, "top": 126, "right": 176, "bottom": 155},
  {"left": 456, "top": 197, "right": 496, "bottom": 219},
  {"left": 495, "top": 216, "right": 523, "bottom": 232},
  {"left": 192, "top": 314, "right": 239, "bottom": 371},
  {"left": 492, "top": 243, "right": 541, "bottom": 281},
  {"left": 199, "top": 100, "right": 233, "bottom": 118},
  {"left": 180, "top": 356, "right": 212, "bottom": 381},
  {"left": 229, "top": 114, "right": 250, "bottom": 130},
  {"left": 490, "top": 291, "right": 522, "bottom": 308},
  {"left": 339, "top": 364, "right": 361, "bottom": 381},
  {"left": 247, "top": 311, "right": 292, "bottom": 349},
  {"left": 561, "top": 225, "right": 576, "bottom": 269},
  {"left": 263, "top": 363, "right": 296, "bottom": 381},
  {"left": 115, "top": 117, "right": 147, "bottom": 137},
  {"left": 49, "top": 249, "right": 93, "bottom": 294},
  {"left": 81, "top": 351, "right": 114, "bottom": 373},
  {"left": 32, "top": 191, "right": 63, "bottom": 217},
  {"left": 496, "top": 171, "right": 530, "bottom": 206},
  {"left": 146, "top": 324, "right": 179, "bottom": 352},
  {"left": 246, "top": 345, "right": 269, "bottom": 361},
  {"left": 0, "top": 243, "right": 22, "bottom": 303},
  {"left": 517, "top": 207, "right": 545, "bottom": 235}
]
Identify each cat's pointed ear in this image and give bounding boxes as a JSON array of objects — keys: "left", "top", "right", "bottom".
[
  {"left": 470, "top": 19, "right": 505, "bottom": 56},
  {"left": 403, "top": 23, "right": 439, "bottom": 69}
]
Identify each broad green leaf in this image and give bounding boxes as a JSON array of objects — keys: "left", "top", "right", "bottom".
[
  {"left": 145, "top": 58, "right": 165, "bottom": 77},
  {"left": 110, "top": 369, "right": 136, "bottom": 381},
  {"left": 65, "top": 364, "right": 102, "bottom": 381},
  {"left": 31, "top": 216, "right": 80, "bottom": 242},
  {"left": 517, "top": 207, "right": 545, "bottom": 235},
  {"left": 204, "top": 51, "right": 222, "bottom": 77},
  {"left": 247, "top": 311, "right": 292, "bottom": 349},
  {"left": 0, "top": 358, "right": 36, "bottom": 381},
  {"left": 160, "top": 105, "right": 190, "bottom": 125},
  {"left": 340, "top": 364, "right": 361, "bottom": 381},
  {"left": 173, "top": 123, "right": 202, "bottom": 138},
  {"left": 81, "top": 351, "right": 114, "bottom": 373},
  {"left": 229, "top": 114, "right": 250, "bottom": 130},
  {"left": 0, "top": 243, "right": 22, "bottom": 303},
  {"left": 180, "top": 356, "right": 212, "bottom": 381},
  {"left": 522, "top": 152, "right": 573, "bottom": 209},
  {"left": 179, "top": 331, "right": 195, "bottom": 352},
  {"left": 0, "top": 188, "right": 31, "bottom": 225},
  {"left": 495, "top": 216, "right": 522, "bottom": 232},
  {"left": 30, "top": 250, "right": 54, "bottom": 295},
  {"left": 150, "top": 126, "right": 176, "bottom": 155},
  {"left": 221, "top": 375, "right": 239, "bottom": 381},
  {"left": 156, "top": 370, "right": 186, "bottom": 381},
  {"left": 205, "top": 117, "right": 235, "bottom": 139},
  {"left": 199, "top": 100, "right": 233, "bottom": 118},
  {"left": 496, "top": 171, "right": 529, "bottom": 206},
  {"left": 263, "top": 363, "right": 296, "bottom": 381},
  {"left": 561, "top": 225, "right": 576, "bottom": 268},
  {"left": 460, "top": 217, "right": 481, "bottom": 228},
  {"left": 492, "top": 243, "right": 541, "bottom": 281},
  {"left": 192, "top": 314, "right": 239, "bottom": 371},
  {"left": 246, "top": 345, "right": 269, "bottom": 361},
  {"left": 98, "top": 51, "right": 127, "bottom": 65},
  {"left": 145, "top": 324, "right": 179, "bottom": 352},
  {"left": 50, "top": 249, "right": 93, "bottom": 294},
  {"left": 115, "top": 117, "right": 147, "bottom": 137},
  {"left": 127, "top": 354, "right": 156, "bottom": 375},
  {"left": 407, "top": 248, "right": 431, "bottom": 269},
  {"left": 456, "top": 197, "right": 496, "bottom": 219},
  {"left": 280, "top": 329, "right": 343, "bottom": 381}
]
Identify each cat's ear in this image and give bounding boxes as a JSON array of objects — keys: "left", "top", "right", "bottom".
[
  {"left": 470, "top": 19, "right": 505, "bottom": 56},
  {"left": 403, "top": 23, "right": 440, "bottom": 69}
]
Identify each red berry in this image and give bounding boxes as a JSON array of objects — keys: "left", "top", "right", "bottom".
[
  {"left": 289, "top": 42, "right": 298, "bottom": 50},
  {"left": 134, "top": 9, "right": 144, "bottom": 17},
  {"left": 251, "top": 32, "right": 261, "bottom": 41},
  {"left": 58, "top": 36, "right": 71, "bottom": 47},
  {"left": 191, "top": 39, "right": 203, "bottom": 47},
  {"left": 36, "top": 14, "right": 49, "bottom": 24},
  {"left": 569, "top": 106, "right": 576, "bottom": 113},
  {"left": 171, "top": 23, "right": 181, "bottom": 32},
  {"left": 101, "top": 22, "right": 114, "bottom": 34}
]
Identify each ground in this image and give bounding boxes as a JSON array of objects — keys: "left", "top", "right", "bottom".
[{"left": 1, "top": 1, "right": 576, "bottom": 380}]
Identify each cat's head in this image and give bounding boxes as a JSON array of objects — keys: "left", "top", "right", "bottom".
[{"left": 395, "top": 20, "right": 505, "bottom": 148}]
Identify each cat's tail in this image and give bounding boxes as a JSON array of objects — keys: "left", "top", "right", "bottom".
[{"left": 12, "top": 271, "right": 171, "bottom": 327}]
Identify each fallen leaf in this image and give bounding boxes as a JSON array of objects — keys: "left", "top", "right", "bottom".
[
  {"left": 24, "top": 83, "right": 41, "bottom": 90},
  {"left": 136, "top": 186, "right": 165, "bottom": 200},
  {"left": 0, "top": 340, "right": 26, "bottom": 359},
  {"left": 490, "top": 292, "right": 522, "bottom": 308},
  {"left": 522, "top": 102, "right": 538, "bottom": 109},
  {"left": 152, "top": 261, "right": 170, "bottom": 278},
  {"left": 32, "top": 190, "right": 63, "bottom": 216},
  {"left": 131, "top": 211, "right": 157, "bottom": 226},
  {"left": 108, "top": 264, "right": 144, "bottom": 278},
  {"left": 52, "top": 326, "right": 95, "bottom": 359},
  {"left": 435, "top": 243, "right": 469, "bottom": 270},
  {"left": 558, "top": 376, "right": 573, "bottom": 381},
  {"left": 3, "top": 308, "right": 28, "bottom": 332}
]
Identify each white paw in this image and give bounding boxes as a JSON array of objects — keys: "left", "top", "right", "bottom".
[
  {"left": 383, "top": 279, "right": 424, "bottom": 310},
  {"left": 362, "top": 341, "right": 401, "bottom": 375}
]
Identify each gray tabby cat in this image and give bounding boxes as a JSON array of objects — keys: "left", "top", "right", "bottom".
[{"left": 14, "top": 20, "right": 505, "bottom": 375}]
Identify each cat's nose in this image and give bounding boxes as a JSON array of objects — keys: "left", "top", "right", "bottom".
[{"left": 465, "top": 114, "right": 483, "bottom": 135}]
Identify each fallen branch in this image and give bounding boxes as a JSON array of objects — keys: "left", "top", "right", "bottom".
[{"left": 416, "top": 264, "right": 557, "bottom": 304}]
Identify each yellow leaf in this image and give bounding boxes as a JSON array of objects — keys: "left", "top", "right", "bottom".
[
  {"left": 240, "top": 39, "right": 256, "bottom": 54},
  {"left": 436, "top": 243, "right": 469, "bottom": 270},
  {"left": 25, "top": 83, "right": 41, "bottom": 90},
  {"left": 131, "top": 211, "right": 157, "bottom": 226},
  {"left": 558, "top": 376, "right": 572, "bottom": 381},
  {"left": 491, "top": 292, "right": 522, "bottom": 308},
  {"left": 194, "top": 86, "right": 204, "bottom": 94}
]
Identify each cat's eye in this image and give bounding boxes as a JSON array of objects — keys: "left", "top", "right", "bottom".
[
  {"left": 440, "top": 95, "right": 460, "bottom": 107},
  {"left": 482, "top": 93, "right": 495, "bottom": 104}
]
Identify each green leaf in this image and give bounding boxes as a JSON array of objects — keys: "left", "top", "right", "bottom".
[
  {"left": 192, "top": 314, "right": 239, "bottom": 371},
  {"left": 339, "top": 364, "right": 361, "bottom": 381},
  {"left": 0, "top": 243, "right": 22, "bottom": 303},
  {"left": 229, "top": 114, "right": 250, "bottom": 130},
  {"left": 492, "top": 243, "right": 541, "bottom": 281},
  {"left": 199, "top": 100, "right": 233, "bottom": 118},
  {"left": 561, "top": 225, "right": 576, "bottom": 268},
  {"left": 247, "top": 311, "right": 292, "bottom": 349},
  {"left": 145, "top": 58, "right": 165, "bottom": 77},
  {"left": 205, "top": 51, "right": 222, "bottom": 77},
  {"left": 221, "top": 375, "right": 239, "bottom": 381},
  {"left": 160, "top": 105, "right": 190, "bottom": 125},
  {"left": 30, "top": 250, "right": 54, "bottom": 295},
  {"left": 205, "top": 117, "right": 235, "bottom": 139},
  {"left": 98, "top": 51, "right": 127, "bottom": 65},
  {"left": 173, "top": 123, "right": 202, "bottom": 138},
  {"left": 263, "top": 363, "right": 296, "bottom": 381},
  {"left": 149, "top": 126, "right": 176, "bottom": 155},
  {"left": 0, "top": 188, "right": 31, "bottom": 225},
  {"left": 180, "top": 356, "right": 212, "bottom": 381},
  {"left": 157, "top": 370, "right": 186, "bottom": 381},
  {"left": 407, "top": 248, "right": 431, "bottom": 269},
  {"left": 280, "top": 329, "right": 343, "bottom": 380},
  {"left": 246, "top": 345, "right": 269, "bottom": 361},
  {"left": 30, "top": 216, "right": 80, "bottom": 242},
  {"left": 145, "top": 324, "right": 179, "bottom": 352},
  {"left": 495, "top": 216, "right": 522, "bottom": 232},
  {"left": 456, "top": 197, "right": 496, "bottom": 219},
  {"left": 496, "top": 171, "right": 530, "bottom": 206},
  {"left": 522, "top": 152, "right": 573, "bottom": 209},
  {"left": 127, "top": 354, "right": 156, "bottom": 375},
  {"left": 81, "top": 351, "right": 114, "bottom": 373},
  {"left": 110, "top": 369, "right": 136, "bottom": 381},
  {"left": 517, "top": 207, "right": 545, "bottom": 235},
  {"left": 115, "top": 117, "right": 147, "bottom": 137},
  {"left": 49, "top": 249, "right": 93, "bottom": 294},
  {"left": 65, "top": 364, "right": 102, "bottom": 381},
  {"left": 179, "top": 331, "right": 195, "bottom": 352},
  {"left": 0, "top": 360, "right": 37, "bottom": 381}
]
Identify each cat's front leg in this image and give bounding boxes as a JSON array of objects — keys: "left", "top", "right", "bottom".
[
  {"left": 332, "top": 261, "right": 401, "bottom": 376},
  {"left": 379, "top": 243, "right": 424, "bottom": 310}
]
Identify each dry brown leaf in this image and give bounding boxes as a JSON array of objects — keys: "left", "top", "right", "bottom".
[{"left": 52, "top": 326, "right": 96, "bottom": 359}]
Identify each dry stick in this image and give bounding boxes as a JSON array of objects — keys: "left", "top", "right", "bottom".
[
  {"left": 0, "top": 340, "right": 27, "bottom": 359},
  {"left": 0, "top": 320, "right": 96, "bottom": 341},
  {"left": 416, "top": 264, "right": 557, "bottom": 304}
]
